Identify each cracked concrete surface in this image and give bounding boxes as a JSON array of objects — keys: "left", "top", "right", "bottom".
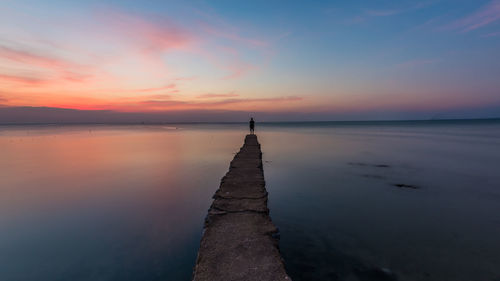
[{"left": 192, "top": 134, "right": 290, "bottom": 281}]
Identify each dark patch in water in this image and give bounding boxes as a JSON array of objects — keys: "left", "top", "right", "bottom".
[
  {"left": 394, "top": 183, "right": 419, "bottom": 189},
  {"left": 362, "top": 174, "right": 385, "bottom": 179},
  {"left": 349, "top": 162, "right": 390, "bottom": 168},
  {"left": 279, "top": 224, "right": 397, "bottom": 281}
]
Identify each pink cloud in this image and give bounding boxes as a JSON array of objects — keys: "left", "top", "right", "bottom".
[
  {"left": 0, "top": 73, "right": 48, "bottom": 85},
  {"left": 101, "top": 10, "right": 194, "bottom": 55},
  {"left": 0, "top": 45, "right": 72, "bottom": 68},
  {"left": 0, "top": 46, "right": 84, "bottom": 69},
  {"left": 445, "top": 0, "right": 500, "bottom": 32},
  {"left": 0, "top": 45, "right": 94, "bottom": 85}
]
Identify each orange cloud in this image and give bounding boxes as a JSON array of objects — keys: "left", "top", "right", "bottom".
[{"left": 134, "top": 84, "right": 177, "bottom": 92}]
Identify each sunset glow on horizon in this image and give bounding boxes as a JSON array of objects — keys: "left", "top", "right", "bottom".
[{"left": 1, "top": 0, "right": 500, "bottom": 120}]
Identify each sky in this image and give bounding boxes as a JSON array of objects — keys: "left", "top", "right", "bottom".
[{"left": 1, "top": 0, "right": 500, "bottom": 121}]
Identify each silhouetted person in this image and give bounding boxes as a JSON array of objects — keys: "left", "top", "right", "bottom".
[{"left": 249, "top": 118, "right": 255, "bottom": 134}]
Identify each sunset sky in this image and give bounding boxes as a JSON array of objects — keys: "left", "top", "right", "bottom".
[{"left": 1, "top": 0, "right": 500, "bottom": 121}]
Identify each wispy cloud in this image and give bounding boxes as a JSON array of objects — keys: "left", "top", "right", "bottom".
[
  {"left": 482, "top": 31, "right": 500, "bottom": 37},
  {"left": 0, "top": 45, "right": 73, "bottom": 68},
  {"left": 445, "top": 0, "right": 500, "bottom": 32},
  {"left": 366, "top": 9, "right": 403, "bottom": 17},
  {"left": 39, "top": 93, "right": 303, "bottom": 112},
  {"left": 0, "top": 73, "right": 48, "bottom": 85},
  {"left": 147, "top": 94, "right": 172, "bottom": 99},
  {"left": 348, "top": 1, "right": 433, "bottom": 24},
  {"left": 139, "top": 95, "right": 302, "bottom": 109},
  {"left": 200, "top": 24, "right": 268, "bottom": 48},
  {"left": 173, "top": 76, "right": 197, "bottom": 81},
  {"left": 0, "top": 43, "right": 99, "bottom": 89},
  {"left": 199, "top": 96, "right": 302, "bottom": 106},
  {"left": 100, "top": 9, "right": 194, "bottom": 55},
  {"left": 395, "top": 58, "right": 442, "bottom": 68},
  {"left": 135, "top": 84, "right": 177, "bottom": 92},
  {"left": 197, "top": 92, "right": 239, "bottom": 99}
]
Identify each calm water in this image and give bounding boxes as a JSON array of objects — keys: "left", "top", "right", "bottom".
[{"left": 1, "top": 120, "right": 500, "bottom": 281}]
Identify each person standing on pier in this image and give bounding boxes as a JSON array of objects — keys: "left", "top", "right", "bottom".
[{"left": 249, "top": 118, "right": 255, "bottom": 134}]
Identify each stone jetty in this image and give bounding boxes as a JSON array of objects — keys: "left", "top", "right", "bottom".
[{"left": 192, "top": 134, "right": 290, "bottom": 281}]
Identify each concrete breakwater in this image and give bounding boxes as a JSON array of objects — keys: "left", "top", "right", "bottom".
[{"left": 192, "top": 134, "right": 290, "bottom": 281}]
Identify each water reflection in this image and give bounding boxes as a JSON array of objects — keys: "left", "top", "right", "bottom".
[{"left": 0, "top": 125, "right": 245, "bottom": 281}]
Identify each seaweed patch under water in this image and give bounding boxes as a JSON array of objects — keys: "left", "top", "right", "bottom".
[{"left": 393, "top": 183, "right": 419, "bottom": 189}]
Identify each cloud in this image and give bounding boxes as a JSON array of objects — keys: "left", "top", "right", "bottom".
[
  {"left": 101, "top": 9, "right": 194, "bottom": 54},
  {"left": 194, "top": 8, "right": 269, "bottom": 48},
  {"left": 0, "top": 73, "right": 48, "bottom": 85},
  {"left": 395, "top": 58, "right": 442, "bottom": 68},
  {"left": 481, "top": 31, "right": 500, "bottom": 37},
  {"left": 34, "top": 93, "right": 303, "bottom": 112},
  {"left": 196, "top": 96, "right": 303, "bottom": 106},
  {"left": 200, "top": 24, "right": 268, "bottom": 48},
  {"left": 0, "top": 45, "right": 93, "bottom": 85},
  {"left": 348, "top": 1, "right": 434, "bottom": 24},
  {"left": 147, "top": 94, "right": 173, "bottom": 99},
  {"left": 0, "top": 45, "right": 73, "bottom": 68},
  {"left": 366, "top": 9, "right": 402, "bottom": 17},
  {"left": 174, "top": 76, "right": 197, "bottom": 81},
  {"left": 130, "top": 95, "right": 303, "bottom": 111},
  {"left": 191, "top": 8, "right": 275, "bottom": 79},
  {"left": 135, "top": 84, "right": 177, "bottom": 92},
  {"left": 139, "top": 100, "right": 187, "bottom": 106},
  {"left": 126, "top": 95, "right": 303, "bottom": 111},
  {"left": 445, "top": 0, "right": 500, "bottom": 32},
  {"left": 197, "top": 92, "right": 239, "bottom": 99}
]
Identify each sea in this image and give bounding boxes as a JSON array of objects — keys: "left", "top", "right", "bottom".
[{"left": 1, "top": 119, "right": 499, "bottom": 281}]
